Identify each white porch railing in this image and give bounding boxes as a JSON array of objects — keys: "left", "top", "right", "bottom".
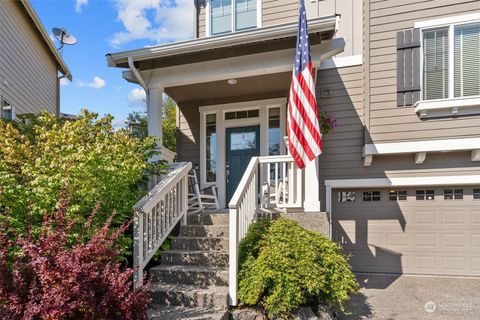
[
  {"left": 133, "top": 161, "right": 191, "bottom": 286},
  {"left": 228, "top": 155, "right": 302, "bottom": 305}
]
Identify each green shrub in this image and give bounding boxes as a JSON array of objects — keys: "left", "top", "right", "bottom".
[
  {"left": 0, "top": 110, "right": 161, "bottom": 256},
  {"left": 238, "top": 218, "right": 358, "bottom": 318}
]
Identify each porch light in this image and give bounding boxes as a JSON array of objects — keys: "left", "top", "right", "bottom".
[{"left": 227, "top": 79, "right": 237, "bottom": 85}]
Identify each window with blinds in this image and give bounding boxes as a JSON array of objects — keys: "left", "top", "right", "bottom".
[
  {"left": 422, "top": 21, "right": 480, "bottom": 101},
  {"left": 454, "top": 23, "right": 480, "bottom": 98},
  {"left": 423, "top": 28, "right": 449, "bottom": 100}
]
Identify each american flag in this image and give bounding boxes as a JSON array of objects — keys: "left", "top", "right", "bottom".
[{"left": 287, "top": 0, "right": 323, "bottom": 169}]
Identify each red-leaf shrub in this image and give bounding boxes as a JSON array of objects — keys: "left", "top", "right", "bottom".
[{"left": 0, "top": 195, "right": 151, "bottom": 320}]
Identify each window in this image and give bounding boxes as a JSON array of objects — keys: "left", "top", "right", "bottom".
[
  {"left": 363, "top": 191, "right": 381, "bottom": 202},
  {"left": 423, "top": 28, "right": 449, "bottom": 100},
  {"left": 444, "top": 189, "right": 463, "bottom": 200},
  {"left": 454, "top": 23, "right": 480, "bottom": 97},
  {"left": 337, "top": 192, "right": 355, "bottom": 202},
  {"left": 210, "top": 0, "right": 257, "bottom": 35},
  {"left": 416, "top": 189, "right": 435, "bottom": 200},
  {"left": 474, "top": 189, "right": 480, "bottom": 199},
  {"left": 268, "top": 107, "right": 281, "bottom": 156},
  {"left": 205, "top": 114, "right": 217, "bottom": 183},
  {"left": 1, "top": 98, "right": 14, "bottom": 121},
  {"left": 422, "top": 22, "right": 480, "bottom": 100},
  {"left": 389, "top": 190, "right": 407, "bottom": 201},
  {"left": 225, "top": 109, "right": 258, "bottom": 120}
]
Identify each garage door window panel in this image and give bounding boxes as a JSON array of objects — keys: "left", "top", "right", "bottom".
[
  {"left": 416, "top": 189, "right": 435, "bottom": 200},
  {"left": 363, "top": 191, "right": 381, "bottom": 202},
  {"left": 389, "top": 190, "right": 407, "bottom": 201},
  {"left": 444, "top": 189, "right": 464, "bottom": 200},
  {"left": 473, "top": 189, "right": 480, "bottom": 199},
  {"left": 337, "top": 191, "right": 355, "bottom": 202}
]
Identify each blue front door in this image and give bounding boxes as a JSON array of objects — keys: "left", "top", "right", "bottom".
[{"left": 226, "top": 126, "right": 260, "bottom": 204}]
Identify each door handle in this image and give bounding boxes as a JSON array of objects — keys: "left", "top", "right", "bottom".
[{"left": 226, "top": 163, "right": 230, "bottom": 183}]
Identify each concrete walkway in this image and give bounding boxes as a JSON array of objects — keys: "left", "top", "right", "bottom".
[{"left": 338, "top": 274, "right": 480, "bottom": 320}]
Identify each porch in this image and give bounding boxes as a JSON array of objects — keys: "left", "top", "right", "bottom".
[
  {"left": 108, "top": 15, "right": 345, "bottom": 308},
  {"left": 107, "top": 15, "right": 345, "bottom": 212}
]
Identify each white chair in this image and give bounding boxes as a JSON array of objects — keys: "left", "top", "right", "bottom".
[{"left": 188, "top": 170, "right": 219, "bottom": 213}]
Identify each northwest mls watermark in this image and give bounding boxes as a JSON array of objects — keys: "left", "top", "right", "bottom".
[{"left": 425, "top": 301, "right": 474, "bottom": 313}]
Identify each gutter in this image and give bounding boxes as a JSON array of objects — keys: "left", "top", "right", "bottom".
[
  {"left": 19, "top": 0, "right": 72, "bottom": 80},
  {"left": 106, "top": 15, "right": 338, "bottom": 67},
  {"left": 128, "top": 57, "right": 147, "bottom": 90}
]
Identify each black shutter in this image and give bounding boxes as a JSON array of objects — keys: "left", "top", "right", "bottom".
[{"left": 397, "top": 28, "right": 421, "bottom": 107}]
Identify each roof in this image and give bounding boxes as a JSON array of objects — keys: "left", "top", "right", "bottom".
[
  {"left": 106, "top": 15, "right": 339, "bottom": 68},
  {"left": 19, "top": 0, "right": 72, "bottom": 80}
]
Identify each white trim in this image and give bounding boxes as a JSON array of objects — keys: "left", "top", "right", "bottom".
[
  {"left": 199, "top": 98, "right": 287, "bottom": 207},
  {"left": 125, "top": 39, "right": 344, "bottom": 88},
  {"left": 414, "top": 12, "right": 480, "bottom": 29},
  {"left": 319, "top": 55, "right": 362, "bottom": 70},
  {"left": 414, "top": 96, "right": 480, "bottom": 119},
  {"left": 325, "top": 175, "right": 480, "bottom": 189},
  {"left": 107, "top": 16, "right": 337, "bottom": 66},
  {"left": 199, "top": 97, "right": 287, "bottom": 112},
  {"left": 257, "top": 0, "right": 262, "bottom": 29},
  {"left": 363, "top": 137, "right": 480, "bottom": 156}
]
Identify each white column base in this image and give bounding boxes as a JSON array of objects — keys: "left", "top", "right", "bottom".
[{"left": 303, "top": 156, "right": 321, "bottom": 213}]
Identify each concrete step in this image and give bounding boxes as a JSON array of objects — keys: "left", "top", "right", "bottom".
[
  {"left": 148, "top": 283, "right": 229, "bottom": 310},
  {"left": 161, "top": 250, "right": 229, "bottom": 268},
  {"left": 148, "top": 305, "right": 229, "bottom": 320},
  {"left": 180, "top": 225, "right": 229, "bottom": 238},
  {"left": 187, "top": 213, "right": 229, "bottom": 226},
  {"left": 150, "top": 265, "right": 228, "bottom": 286},
  {"left": 172, "top": 237, "right": 229, "bottom": 251}
]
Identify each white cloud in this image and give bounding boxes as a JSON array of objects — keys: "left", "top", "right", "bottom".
[
  {"left": 109, "top": 0, "right": 194, "bottom": 48},
  {"left": 78, "top": 76, "right": 106, "bottom": 89},
  {"left": 128, "top": 88, "right": 146, "bottom": 107},
  {"left": 60, "top": 77, "right": 70, "bottom": 86},
  {"left": 75, "top": 0, "right": 89, "bottom": 13}
]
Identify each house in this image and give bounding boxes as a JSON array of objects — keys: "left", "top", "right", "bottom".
[
  {"left": 0, "top": 0, "right": 71, "bottom": 120},
  {"left": 107, "top": 0, "right": 480, "bottom": 312}
]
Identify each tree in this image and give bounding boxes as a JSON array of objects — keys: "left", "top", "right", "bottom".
[
  {"left": 0, "top": 110, "right": 159, "bottom": 255},
  {"left": 126, "top": 96, "right": 177, "bottom": 152}
]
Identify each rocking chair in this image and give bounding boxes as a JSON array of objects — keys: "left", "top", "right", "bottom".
[{"left": 188, "top": 169, "right": 219, "bottom": 213}]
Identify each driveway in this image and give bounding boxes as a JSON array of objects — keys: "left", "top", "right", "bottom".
[{"left": 337, "top": 274, "right": 480, "bottom": 320}]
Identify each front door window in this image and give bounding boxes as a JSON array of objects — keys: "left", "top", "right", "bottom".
[{"left": 226, "top": 126, "right": 260, "bottom": 203}]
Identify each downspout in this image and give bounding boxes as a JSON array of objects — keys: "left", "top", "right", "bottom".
[
  {"left": 57, "top": 73, "right": 66, "bottom": 119},
  {"left": 128, "top": 57, "right": 147, "bottom": 90}
]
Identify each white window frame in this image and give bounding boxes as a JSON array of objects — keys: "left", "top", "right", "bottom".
[
  {"left": 199, "top": 98, "right": 286, "bottom": 208},
  {"left": 205, "top": 0, "right": 262, "bottom": 37},
  {"left": 416, "top": 13, "right": 480, "bottom": 102},
  {"left": 1, "top": 97, "right": 15, "bottom": 121}
]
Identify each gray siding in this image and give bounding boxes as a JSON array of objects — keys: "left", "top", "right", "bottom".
[
  {"left": 177, "top": 103, "right": 201, "bottom": 166},
  {"left": 366, "top": 0, "right": 480, "bottom": 143},
  {"left": 0, "top": 0, "right": 58, "bottom": 116}
]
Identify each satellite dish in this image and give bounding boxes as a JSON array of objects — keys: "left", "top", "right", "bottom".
[{"left": 52, "top": 27, "right": 77, "bottom": 51}]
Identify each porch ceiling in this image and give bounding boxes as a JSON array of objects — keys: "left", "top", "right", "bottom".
[{"left": 165, "top": 72, "right": 291, "bottom": 105}]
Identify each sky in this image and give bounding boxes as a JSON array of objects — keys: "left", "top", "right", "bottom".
[{"left": 31, "top": 0, "right": 194, "bottom": 126}]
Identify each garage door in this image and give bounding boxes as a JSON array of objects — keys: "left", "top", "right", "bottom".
[{"left": 332, "top": 187, "right": 480, "bottom": 276}]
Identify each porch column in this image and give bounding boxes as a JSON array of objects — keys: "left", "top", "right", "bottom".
[
  {"left": 147, "top": 86, "right": 163, "bottom": 147},
  {"left": 303, "top": 157, "right": 321, "bottom": 212}
]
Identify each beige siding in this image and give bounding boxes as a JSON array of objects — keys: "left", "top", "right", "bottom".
[
  {"left": 366, "top": 0, "right": 480, "bottom": 143},
  {"left": 0, "top": 1, "right": 58, "bottom": 116}
]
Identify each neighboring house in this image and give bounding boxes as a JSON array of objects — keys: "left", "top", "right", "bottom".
[
  {"left": 108, "top": 0, "right": 480, "bottom": 286},
  {"left": 0, "top": 0, "right": 71, "bottom": 120}
]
